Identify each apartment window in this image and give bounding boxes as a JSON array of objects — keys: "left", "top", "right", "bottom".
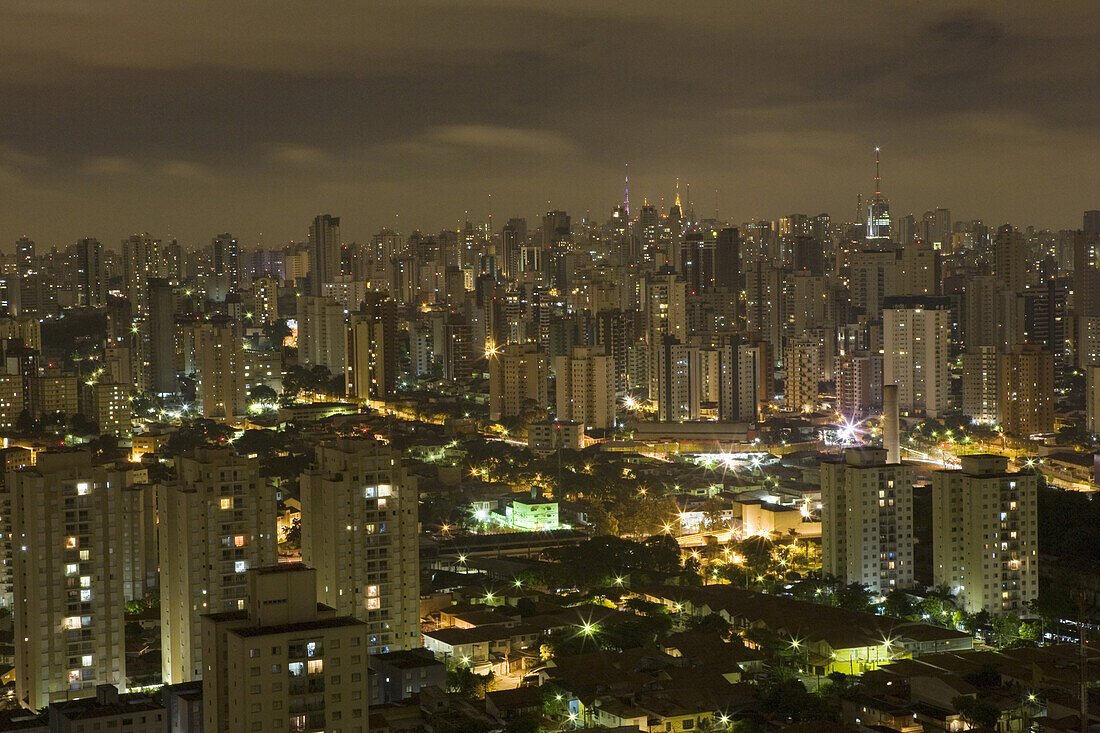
[
  {"left": 249, "top": 649, "right": 260, "bottom": 658},
  {"left": 220, "top": 497, "right": 233, "bottom": 510}
]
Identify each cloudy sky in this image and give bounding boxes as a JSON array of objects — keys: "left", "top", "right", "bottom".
[{"left": 1, "top": 1, "right": 1097, "bottom": 248}]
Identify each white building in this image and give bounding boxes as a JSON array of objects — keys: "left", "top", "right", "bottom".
[
  {"left": 820, "top": 447, "right": 915, "bottom": 595},
  {"left": 932, "top": 455, "right": 1038, "bottom": 615},
  {"left": 554, "top": 346, "right": 615, "bottom": 430}
]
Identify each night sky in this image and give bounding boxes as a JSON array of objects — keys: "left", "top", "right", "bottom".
[{"left": 1, "top": 1, "right": 1098, "bottom": 247}]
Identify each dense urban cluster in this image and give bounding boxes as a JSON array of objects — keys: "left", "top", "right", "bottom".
[{"left": 0, "top": 161, "right": 1097, "bottom": 733}]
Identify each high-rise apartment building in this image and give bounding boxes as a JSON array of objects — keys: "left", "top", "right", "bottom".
[
  {"left": 12, "top": 451, "right": 154, "bottom": 709},
  {"left": 554, "top": 346, "right": 615, "bottom": 430},
  {"left": 308, "top": 215, "right": 341, "bottom": 296},
  {"left": 961, "top": 347, "right": 999, "bottom": 425},
  {"left": 251, "top": 275, "right": 280, "bottom": 325},
  {"left": 211, "top": 233, "right": 240, "bottom": 293},
  {"left": 644, "top": 270, "right": 686, "bottom": 401},
  {"left": 821, "top": 447, "right": 914, "bottom": 595},
  {"left": 783, "top": 338, "right": 821, "bottom": 413},
  {"left": 73, "top": 238, "right": 107, "bottom": 308},
  {"left": 297, "top": 294, "right": 348, "bottom": 372},
  {"left": 997, "top": 344, "right": 1053, "bottom": 437},
  {"left": 159, "top": 448, "right": 278, "bottom": 684},
  {"left": 299, "top": 438, "right": 420, "bottom": 654},
  {"left": 488, "top": 343, "right": 548, "bottom": 422},
  {"left": 193, "top": 317, "right": 245, "bottom": 421},
  {"left": 90, "top": 382, "right": 132, "bottom": 438},
  {"left": 882, "top": 296, "right": 951, "bottom": 417},
  {"left": 932, "top": 455, "right": 1038, "bottom": 615},
  {"left": 202, "top": 564, "right": 369, "bottom": 733},
  {"left": 656, "top": 336, "right": 700, "bottom": 422},
  {"left": 346, "top": 293, "right": 398, "bottom": 402}
]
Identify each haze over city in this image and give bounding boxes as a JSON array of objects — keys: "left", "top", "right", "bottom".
[{"left": 2, "top": 1, "right": 1099, "bottom": 245}]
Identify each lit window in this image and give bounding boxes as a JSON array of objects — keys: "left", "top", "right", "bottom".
[
  {"left": 307, "top": 659, "right": 324, "bottom": 675},
  {"left": 68, "top": 670, "right": 81, "bottom": 683},
  {"left": 235, "top": 560, "right": 249, "bottom": 573},
  {"left": 76, "top": 482, "right": 90, "bottom": 496},
  {"left": 367, "top": 585, "right": 378, "bottom": 597},
  {"left": 377, "top": 498, "right": 387, "bottom": 509},
  {"left": 62, "top": 617, "right": 82, "bottom": 630},
  {"left": 82, "top": 654, "right": 93, "bottom": 667},
  {"left": 65, "top": 563, "right": 79, "bottom": 576},
  {"left": 65, "top": 537, "right": 78, "bottom": 549},
  {"left": 79, "top": 550, "right": 89, "bottom": 561},
  {"left": 80, "top": 589, "right": 92, "bottom": 602},
  {"left": 367, "top": 598, "right": 380, "bottom": 610},
  {"left": 234, "top": 535, "right": 245, "bottom": 547},
  {"left": 220, "top": 498, "right": 233, "bottom": 510},
  {"left": 80, "top": 576, "right": 91, "bottom": 588}
]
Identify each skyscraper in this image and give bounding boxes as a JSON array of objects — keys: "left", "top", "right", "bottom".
[
  {"left": 308, "top": 214, "right": 341, "bottom": 297},
  {"left": 821, "top": 447, "right": 914, "bottom": 595},
  {"left": 961, "top": 347, "right": 999, "bottom": 425},
  {"left": 212, "top": 233, "right": 241, "bottom": 294},
  {"left": 299, "top": 438, "right": 421, "bottom": 654},
  {"left": 159, "top": 448, "right": 278, "bottom": 684},
  {"left": 932, "top": 455, "right": 1038, "bottom": 615},
  {"left": 73, "top": 238, "right": 107, "bottom": 308}
]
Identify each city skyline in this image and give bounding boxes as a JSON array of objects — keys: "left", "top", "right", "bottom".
[{"left": 1, "top": 1, "right": 1099, "bottom": 245}]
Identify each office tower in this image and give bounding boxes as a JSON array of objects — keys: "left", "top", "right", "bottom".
[
  {"left": 299, "top": 438, "right": 420, "bottom": 653},
  {"left": 15, "top": 236, "right": 34, "bottom": 273},
  {"left": 121, "top": 233, "right": 165, "bottom": 318},
  {"left": 542, "top": 210, "right": 571, "bottom": 249},
  {"left": 12, "top": 451, "right": 153, "bottom": 709},
  {"left": 656, "top": 336, "right": 700, "bottom": 422},
  {"left": 961, "top": 347, "right": 999, "bottom": 425},
  {"left": 251, "top": 275, "right": 280, "bottom": 324},
  {"left": 147, "top": 278, "right": 179, "bottom": 395},
  {"left": 308, "top": 214, "right": 341, "bottom": 296},
  {"left": 595, "top": 309, "right": 632, "bottom": 393},
  {"left": 159, "top": 448, "right": 277, "bottom": 684},
  {"left": 365, "top": 227, "right": 402, "bottom": 288},
  {"left": 882, "top": 296, "right": 952, "bottom": 417},
  {"left": 297, "top": 294, "right": 348, "bottom": 372},
  {"left": 644, "top": 270, "right": 686, "bottom": 400},
  {"left": 786, "top": 271, "right": 829, "bottom": 338},
  {"left": 202, "top": 565, "right": 369, "bottom": 733},
  {"left": 554, "top": 346, "right": 615, "bottom": 430},
  {"left": 821, "top": 447, "right": 914, "bottom": 595},
  {"left": 997, "top": 344, "right": 1054, "bottom": 437},
  {"left": 190, "top": 318, "right": 245, "bottom": 420},
  {"left": 346, "top": 293, "right": 398, "bottom": 401},
  {"left": 90, "top": 382, "right": 131, "bottom": 438},
  {"left": 929, "top": 207, "right": 952, "bottom": 249},
  {"left": 932, "top": 455, "right": 1038, "bottom": 615},
  {"left": 73, "top": 238, "right": 107, "bottom": 308},
  {"left": 488, "top": 343, "right": 548, "bottom": 421},
  {"left": 783, "top": 338, "right": 821, "bottom": 413},
  {"left": 212, "top": 233, "right": 240, "bottom": 293},
  {"left": 501, "top": 219, "right": 527, "bottom": 278},
  {"left": 864, "top": 148, "right": 892, "bottom": 248},
  {"left": 993, "top": 224, "right": 1027, "bottom": 293}
]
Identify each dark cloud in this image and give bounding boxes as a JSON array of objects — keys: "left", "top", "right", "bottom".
[{"left": 0, "top": 1, "right": 1097, "bottom": 247}]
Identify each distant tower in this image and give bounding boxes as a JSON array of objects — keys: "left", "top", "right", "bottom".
[
  {"left": 623, "top": 164, "right": 631, "bottom": 216},
  {"left": 865, "top": 147, "right": 892, "bottom": 248}
]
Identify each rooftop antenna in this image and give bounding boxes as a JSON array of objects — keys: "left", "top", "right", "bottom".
[
  {"left": 624, "top": 163, "right": 631, "bottom": 216},
  {"left": 874, "top": 146, "right": 882, "bottom": 196},
  {"left": 714, "top": 188, "right": 719, "bottom": 221}
]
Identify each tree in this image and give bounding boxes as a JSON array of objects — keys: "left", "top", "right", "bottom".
[
  {"left": 834, "top": 582, "right": 874, "bottom": 613},
  {"left": 249, "top": 384, "right": 279, "bottom": 404},
  {"left": 883, "top": 589, "right": 917, "bottom": 619},
  {"left": 952, "top": 695, "right": 1000, "bottom": 730},
  {"left": 684, "top": 613, "right": 732, "bottom": 637}
]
